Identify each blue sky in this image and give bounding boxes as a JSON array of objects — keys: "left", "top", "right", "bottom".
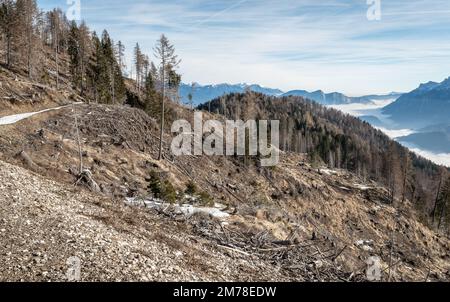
[{"left": 38, "top": 0, "right": 450, "bottom": 96}]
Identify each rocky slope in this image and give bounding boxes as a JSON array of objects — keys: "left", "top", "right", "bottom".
[
  {"left": 0, "top": 160, "right": 288, "bottom": 282},
  {"left": 0, "top": 103, "right": 449, "bottom": 281}
]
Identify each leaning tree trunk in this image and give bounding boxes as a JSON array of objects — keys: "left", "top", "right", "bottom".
[{"left": 432, "top": 176, "right": 442, "bottom": 225}]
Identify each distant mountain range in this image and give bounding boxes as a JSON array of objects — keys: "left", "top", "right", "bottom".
[
  {"left": 382, "top": 77, "right": 450, "bottom": 128},
  {"left": 179, "top": 83, "right": 402, "bottom": 106},
  {"left": 397, "top": 123, "right": 450, "bottom": 153},
  {"left": 179, "top": 83, "right": 283, "bottom": 106}
]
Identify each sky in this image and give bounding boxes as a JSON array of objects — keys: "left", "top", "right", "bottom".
[{"left": 38, "top": 0, "right": 450, "bottom": 96}]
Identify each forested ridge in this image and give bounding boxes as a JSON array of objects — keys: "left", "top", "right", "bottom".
[{"left": 199, "top": 93, "right": 450, "bottom": 230}]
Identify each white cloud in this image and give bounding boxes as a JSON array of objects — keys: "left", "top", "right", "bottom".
[{"left": 376, "top": 127, "right": 416, "bottom": 139}]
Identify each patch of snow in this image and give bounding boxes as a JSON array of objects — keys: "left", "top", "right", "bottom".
[
  {"left": 174, "top": 251, "right": 183, "bottom": 258},
  {"left": 355, "top": 239, "right": 374, "bottom": 252},
  {"left": 313, "top": 260, "right": 323, "bottom": 269},
  {"left": 319, "top": 168, "right": 338, "bottom": 175},
  {"left": 371, "top": 205, "right": 382, "bottom": 213},
  {"left": 178, "top": 204, "right": 230, "bottom": 219},
  {"left": 125, "top": 197, "right": 230, "bottom": 219},
  {"left": 354, "top": 184, "right": 371, "bottom": 190}
]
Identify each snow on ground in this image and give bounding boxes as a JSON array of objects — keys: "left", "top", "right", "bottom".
[
  {"left": 0, "top": 104, "right": 79, "bottom": 126},
  {"left": 319, "top": 168, "right": 338, "bottom": 175},
  {"left": 355, "top": 239, "right": 374, "bottom": 252},
  {"left": 125, "top": 197, "right": 230, "bottom": 219}
]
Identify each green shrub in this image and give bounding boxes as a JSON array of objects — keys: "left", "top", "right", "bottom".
[
  {"left": 185, "top": 180, "right": 198, "bottom": 195},
  {"left": 161, "top": 180, "right": 177, "bottom": 204},
  {"left": 183, "top": 181, "right": 214, "bottom": 207},
  {"left": 148, "top": 171, "right": 162, "bottom": 198},
  {"left": 148, "top": 171, "right": 177, "bottom": 203}
]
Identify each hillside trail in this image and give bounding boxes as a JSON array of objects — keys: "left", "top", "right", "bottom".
[{"left": 0, "top": 102, "right": 82, "bottom": 126}]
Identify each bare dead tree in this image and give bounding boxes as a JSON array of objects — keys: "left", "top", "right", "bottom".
[{"left": 154, "top": 34, "right": 180, "bottom": 160}]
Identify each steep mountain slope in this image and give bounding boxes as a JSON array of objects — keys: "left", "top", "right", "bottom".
[
  {"left": 0, "top": 63, "right": 77, "bottom": 116},
  {"left": 398, "top": 130, "right": 450, "bottom": 154},
  {"left": 382, "top": 78, "right": 450, "bottom": 128},
  {"left": 1, "top": 99, "right": 449, "bottom": 281},
  {"left": 0, "top": 160, "right": 285, "bottom": 282},
  {"left": 200, "top": 92, "right": 446, "bottom": 212},
  {"left": 1, "top": 0, "right": 448, "bottom": 283}
]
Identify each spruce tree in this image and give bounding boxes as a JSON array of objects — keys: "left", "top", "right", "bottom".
[
  {"left": 0, "top": 0, "right": 16, "bottom": 68},
  {"left": 134, "top": 43, "right": 142, "bottom": 92},
  {"left": 86, "top": 32, "right": 101, "bottom": 102},
  {"left": 100, "top": 30, "right": 114, "bottom": 103},
  {"left": 16, "top": 0, "right": 41, "bottom": 79},
  {"left": 67, "top": 21, "right": 81, "bottom": 89}
]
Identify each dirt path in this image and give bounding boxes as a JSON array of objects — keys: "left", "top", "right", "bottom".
[{"left": 0, "top": 159, "right": 283, "bottom": 282}]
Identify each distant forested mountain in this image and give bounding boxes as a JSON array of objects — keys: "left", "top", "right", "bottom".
[
  {"left": 398, "top": 124, "right": 450, "bottom": 153},
  {"left": 180, "top": 82, "right": 402, "bottom": 106},
  {"left": 382, "top": 78, "right": 450, "bottom": 128}
]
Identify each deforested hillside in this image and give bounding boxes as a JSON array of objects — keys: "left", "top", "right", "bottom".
[
  {"left": 1, "top": 102, "right": 450, "bottom": 281},
  {"left": 0, "top": 159, "right": 287, "bottom": 282},
  {"left": 199, "top": 93, "right": 450, "bottom": 229}
]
